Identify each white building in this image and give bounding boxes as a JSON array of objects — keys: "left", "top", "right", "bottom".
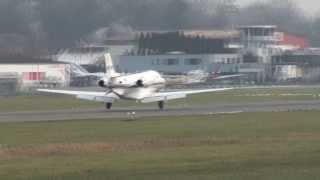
[
  {"left": 274, "top": 65, "right": 303, "bottom": 81},
  {"left": 239, "top": 25, "right": 280, "bottom": 63},
  {"left": 0, "top": 60, "right": 71, "bottom": 90}
]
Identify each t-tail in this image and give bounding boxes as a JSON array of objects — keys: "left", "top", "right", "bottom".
[{"left": 104, "top": 53, "right": 120, "bottom": 78}]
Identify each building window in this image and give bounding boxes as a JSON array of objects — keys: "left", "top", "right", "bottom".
[
  {"left": 237, "top": 58, "right": 241, "bottom": 63},
  {"left": 184, "top": 58, "right": 202, "bottom": 65},
  {"left": 164, "top": 58, "right": 179, "bottom": 66},
  {"left": 152, "top": 59, "right": 161, "bottom": 65}
]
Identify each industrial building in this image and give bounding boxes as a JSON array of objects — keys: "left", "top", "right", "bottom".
[
  {"left": 118, "top": 30, "right": 241, "bottom": 79},
  {"left": 117, "top": 28, "right": 263, "bottom": 84},
  {"left": 272, "top": 50, "right": 320, "bottom": 83},
  {"left": 0, "top": 59, "right": 71, "bottom": 91},
  {"left": 119, "top": 53, "right": 241, "bottom": 74}
]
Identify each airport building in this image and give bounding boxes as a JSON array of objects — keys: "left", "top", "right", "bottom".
[
  {"left": 116, "top": 29, "right": 261, "bottom": 84},
  {"left": 1, "top": 25, "right": 307, "bottom": 88},
  {"left": 48, "top": 26, "right": 318, "bottom": 85},
  {"left": 115, "top": 26, "right": 316, "bottom": 84},
  {"left": 0, "top": 59, "right": 71, "bottom": 91},
  {"left": 0, "top": 19, "right": 317, "bottom": 90},
  {"left": 119, "top": 53, "right": 241, "bottom": 74},
  {"left": 272, "top": 49, "right": 320, "bottom": 83},
  {"left": 117, "top": 30, "right": 241, "bottom": 78}
]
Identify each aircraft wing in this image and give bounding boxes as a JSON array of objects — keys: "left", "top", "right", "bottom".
[
  {"left": 141, "top": 88, "right": 233, "bottom": 103},
  {"left": 37, "top": 89, "right": 118, "bottom": 103}
]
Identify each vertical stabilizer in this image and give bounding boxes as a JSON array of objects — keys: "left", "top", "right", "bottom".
[{"left": 105, "top": 53, "right": 119, "bottom": 77}]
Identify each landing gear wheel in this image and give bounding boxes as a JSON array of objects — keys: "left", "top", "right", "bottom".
[
  {"left": 158, "top": 101, "right": 164, "bottom": 111},
  {"left": 105, "top": 103, "right": 112, "bottom": 110}
]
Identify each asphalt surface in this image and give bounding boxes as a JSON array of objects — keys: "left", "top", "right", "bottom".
[{"left": 1, "top": 100, "right": 320, "bottom": 122}]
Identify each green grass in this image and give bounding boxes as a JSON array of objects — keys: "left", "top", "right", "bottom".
[
  {"left": 1, "top": 111, "right": 320, "bottom": 179},
  {"left": 1, "top": 87, "right": 320, "bottom": 112}
]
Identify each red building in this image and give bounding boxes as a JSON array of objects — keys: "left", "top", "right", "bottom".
[{"left": 277, "top": 32, "right": 310, "bottom": 49}]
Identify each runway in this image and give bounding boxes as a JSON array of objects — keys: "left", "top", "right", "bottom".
[{"left": 1, "top": 100, "right": 320, "bottom": 122}]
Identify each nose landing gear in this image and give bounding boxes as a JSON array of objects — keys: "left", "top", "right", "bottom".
[{"left": 105, "top": 102, "right": 113, "bottom": 110}]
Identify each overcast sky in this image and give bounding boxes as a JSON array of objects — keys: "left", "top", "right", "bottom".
[{"left": 237, "top": 0, "right": 319, "bottom": 16}]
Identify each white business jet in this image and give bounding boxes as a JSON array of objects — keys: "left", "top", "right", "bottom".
[{"left": 38, "top": 54, "right": 232, "bottom": 110}]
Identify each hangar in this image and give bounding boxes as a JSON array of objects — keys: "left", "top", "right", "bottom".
[
  {"left": 119, "top": 53, "right": 241, "bottom": 75},
  {"left": 0, "top": 58, "right": 71, "bottom": 91}
]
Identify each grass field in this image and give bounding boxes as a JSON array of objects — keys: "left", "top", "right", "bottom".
[
  {"left": 1, "top": 111, "right": 320, "bottom": 179},
  {"left": 1, "top": 87, "right": 320, "bottom": 112}
]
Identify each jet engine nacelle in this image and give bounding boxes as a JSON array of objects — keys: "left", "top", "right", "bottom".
[
  {"left": 136, "top": 79, "right": 144, "bottom": 87},
  {"left": 110, "top": 77, "right": 158, "bottom": 88},
  {"left": 132, "top": 78, "right": 157, "bottom": 87},
  {"left": 97, "top": 78, "right": 110, "bottom": 88},
  {"left": 98, "top": 80, "right": 106, "bottom": 87}
]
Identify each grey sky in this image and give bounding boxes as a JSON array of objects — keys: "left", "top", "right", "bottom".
[{"left": 237, "top": 0, "right": 319, "bottom": 15}]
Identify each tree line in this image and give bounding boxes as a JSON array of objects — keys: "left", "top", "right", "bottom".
[
  {"left": 137, "top": 32, "right": 234, "bottom": 55},
  {"left": 1, "top": 0, "right": 320, "bottom": 54}
]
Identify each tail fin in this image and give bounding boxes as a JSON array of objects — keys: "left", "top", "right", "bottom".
[{"left": 105, "top": 53, "right": 120, "bottom": 77}]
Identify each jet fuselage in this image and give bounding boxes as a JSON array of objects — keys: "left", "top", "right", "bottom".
[{"left": 99, "top": 70, "right": 166, "bottom": 100}]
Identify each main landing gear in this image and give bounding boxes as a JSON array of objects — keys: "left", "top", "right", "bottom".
[
  {"left": 105, "top": 102, "right": 113, "bottom": 110},
  {"left": 158, "top": 101, "right": 164, "bottom": 111}
]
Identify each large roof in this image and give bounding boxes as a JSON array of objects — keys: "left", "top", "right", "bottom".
[
  {"left": 0, "top": 58, "right": 67, "bottom": 64},
  {"left": 238, "top": 25, "right": 277, "bottom": 29},
  {"left": 183, "top": 30, "right": 239, "bottom": 39},
  {"left": 137, "top": 30, "right": 239, "bottom": 39}
]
